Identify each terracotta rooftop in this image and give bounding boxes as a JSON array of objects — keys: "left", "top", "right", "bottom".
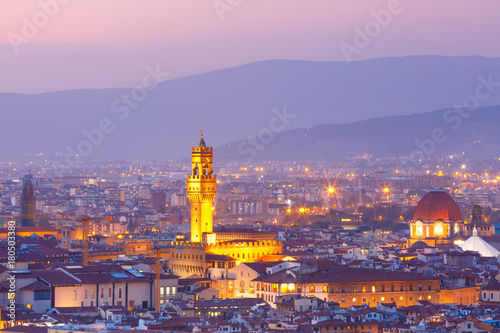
[{"left": 412, "top": 189, "right": 462, "bottom": 221}]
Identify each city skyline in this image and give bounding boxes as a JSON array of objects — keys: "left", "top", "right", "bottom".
[{"left": 2, "top": 1, "right": 500, "bottom": 332}]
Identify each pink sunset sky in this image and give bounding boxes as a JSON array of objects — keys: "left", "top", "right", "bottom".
[{"left": 1, "top": 0, "right": 499, "bottom": 93}]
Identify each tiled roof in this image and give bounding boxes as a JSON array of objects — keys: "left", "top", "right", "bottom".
[
  {"left": 483, "top": 281, "right": 500, "bottom": 291},
  {"left": 254, "top": 268, "right": 440, "bottom": 284},
  {"left": 19, "top": 280, "right": 51, "bottom": 291}
]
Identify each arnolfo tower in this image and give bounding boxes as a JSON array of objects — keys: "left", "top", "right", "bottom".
[{"left": 187, "top": 130, "right": 216, "bottom": 243}]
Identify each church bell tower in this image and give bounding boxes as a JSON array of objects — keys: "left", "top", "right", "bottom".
[{"left": 187, "top": 130, "right": 217, "bottom": 243}]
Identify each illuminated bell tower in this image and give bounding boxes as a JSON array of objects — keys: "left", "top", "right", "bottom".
[{"left": 187, "top": 130, "right": 217, "bottom": 243}]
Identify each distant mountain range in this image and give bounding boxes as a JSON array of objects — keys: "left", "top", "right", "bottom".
[
  {"left": 1, "top": 55, "right": 500, "bottom": 162},
  {"left": 217, "top": 105, "right": 500, "bottom": 163}
]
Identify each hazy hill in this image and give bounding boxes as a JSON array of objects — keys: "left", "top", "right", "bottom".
[
  {"left": 217, "top": 105, "right": 500, "bottom": 163},
  {"left": 1, "top": 55, "right": 500, "bottom": 161}
]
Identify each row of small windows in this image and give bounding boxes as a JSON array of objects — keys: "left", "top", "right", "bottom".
[
  {"left": 159, "top": 286, "right": 177, "bottom": 297},
  {"left": 172, "top": 253, "right": 203, "bottom": 260},
  {"left": 188, "top": 186, "right": 215, "bottom": 191},
  {"left": 349, "top": 295, "right": 432, "bottom": 303},
  {"left": 252, "top": 293, "right": 434, "bottom": 304},
  {"left": 233, "top": 251, "right": 274, "bottom": 259},
  {"left": 81, "top": 288, "right": 122, "bottom": 300},
  {"left": 257, "top": 283, "right": 433, "bottom": 293}
]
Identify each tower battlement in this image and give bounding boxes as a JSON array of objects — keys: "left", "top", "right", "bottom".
[
  {"left": 192, "top": 146, "right": 213, "bottom": 153},
  {"left": 187, "top": 174, "right": 217, "bottom": 181},
  {"left": 166, "top": 240, "right": 207, "bottom": 250}
]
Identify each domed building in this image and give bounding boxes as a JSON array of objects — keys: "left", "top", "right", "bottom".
[{"left": 408, "top": 188, "right": 463, "bottom": 247}]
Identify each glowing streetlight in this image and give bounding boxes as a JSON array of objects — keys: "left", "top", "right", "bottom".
[{"left": 383, "top": 187, "right": 390, "bottom": 203}]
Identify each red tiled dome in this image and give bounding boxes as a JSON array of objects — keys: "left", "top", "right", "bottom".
[{"left": 412, "top": 189, "right": 462, "bottom": 221}]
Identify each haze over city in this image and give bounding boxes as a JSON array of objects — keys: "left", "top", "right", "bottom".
[{"left": 1, "top": 1, "right": 500, "bottom": 332}]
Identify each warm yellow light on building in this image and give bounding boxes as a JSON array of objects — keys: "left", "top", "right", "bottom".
[
  {"left": 328, "top": 188, "right": 335, "bottom": 194},
  {"left": 281, "top": 284, "right": 288, "bottom": 294},
  {"left": 299, "top": 208, "right": 305, "bottom": 213},
  {"left": 305, "top": 168, "right": 309, "bottom": 172},
  {"left": 383, "top": 188, "right": 389, "bottom": 193},
  {"left": 434, "top": 223, "right": 443, "bottom": 236},
  {"left": 288, "top": 283, "right": 295, "bottom": 292},
  {"left": 286, "top": 209, "right": 291, "bottom": 213}
]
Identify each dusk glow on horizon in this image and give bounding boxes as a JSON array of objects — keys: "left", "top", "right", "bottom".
[{"left": 2, "top": 0, "right": 500, "bottom": 93}]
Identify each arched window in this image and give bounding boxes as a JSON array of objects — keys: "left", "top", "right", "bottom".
[
  {"left": 434, "top": 222, "right": 443, "bottom": 236},
  {"left": 310, "top": 285, "right": 315, "bottom": 293},
  {"left": 323, "top": 285, "right": 328, "bottom": 293},
  {"left": 415, "top": 221, "right": 424, "bottom": 237}
]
